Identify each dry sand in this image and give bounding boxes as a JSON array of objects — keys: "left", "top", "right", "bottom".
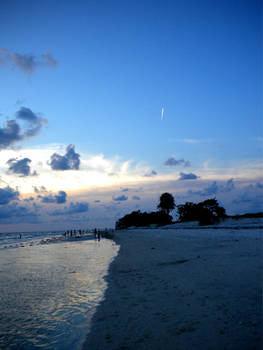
[{"left": 83, "top": 221, "right": 262, "bottom": 350}]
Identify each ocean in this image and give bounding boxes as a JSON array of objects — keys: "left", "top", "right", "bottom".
[{"left": 0, "top": 231, "right": 119, "bottom": 349}]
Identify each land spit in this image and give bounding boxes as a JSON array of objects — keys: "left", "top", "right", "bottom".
[{"left": 83, "top": 222, "right": 262, "bottom": 350}]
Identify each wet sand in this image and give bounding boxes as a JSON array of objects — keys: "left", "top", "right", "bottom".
[{"left": 83, "top": 224, "right": 262, "bottom": 350}]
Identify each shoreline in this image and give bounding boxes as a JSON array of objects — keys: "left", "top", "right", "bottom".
[{"left": 83, "top": 224, "right": 262, "bottom": 350}]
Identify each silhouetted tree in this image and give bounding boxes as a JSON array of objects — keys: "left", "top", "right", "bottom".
[
  {"left": 115, "top": 210, "right": 172, "bottom": 230},
  {"left": 177, "top": 198, "right": 226, "bottom": 225},
  {"left": 157, "top": 192, "right": 175, "bottom": 215}
]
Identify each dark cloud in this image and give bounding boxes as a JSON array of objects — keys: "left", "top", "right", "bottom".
[
  {"left": 23, "top": 197, "right": 34, "bottom": 202},
  {"left": 16, "top": 106, "right": 39, "bottom": 122},
  {"left": 94, "top": 200, "right": 101, "bottom": 203},
  {"left": 33, "top": 186, "right": 47, "bottom": 194},
  {"left": 144, "top": 170, "right": 157, "bottom": 177},
  {"left": 132, "top": 196, "right": 141, "bottom": 200},
  {"left": 38, "top": 191, "right": 67, "bottom": 204},
  {"left": 41, "top": 53, "right": 58, "bottom": 67},
  {"left": 112, "top": 195, "right": 128, "bottom": 201},
  {"left": 0, "top": 120, "right": 22, "bottom": 149},
  {"left": 16, "top": 107, "right": 47, "bottom": 138},
  {"left": 0, "top": 203, "right": 39, "bottom": 223},
  {"left": 0, "top": 48, "right": 58, "bottom": 75},
  {"left": 0, "top": 186, "right": 19, "bottom": 204},
  {"left": 121, "top": 187, "right": 129, "bottom": 192},
  {"left": 49, "top": 202, "right": 89, "bottom": 216},
  {"left": 7, "top": 157, "right": 37, "bottom": 177},
  {"left": 178, "top": 172, "right": 199, "bottom": 181},
  {"left": 48, "top": 144, "right": 80, "bottom": 170},
  {"left": 164, "top": 157, "right": 191, "bottom": 167},
  {"left": 0, "top": 107, "right": 47, "bottom": 150}
]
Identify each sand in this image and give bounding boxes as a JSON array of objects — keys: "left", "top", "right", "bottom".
[{"left": 83, "top": 221, "right": 262, "bottom": 350}]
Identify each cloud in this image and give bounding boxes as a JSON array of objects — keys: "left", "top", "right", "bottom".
[
  {"left": 174, "top": 138, "right": 207, "bottom": 144},
  {"left": 16, "top": 107, "right": 47, "bottom": 137},
  {"left": 7, "top": 157, "right": 37, "bottom": 177},
  {"left": 144, "top": 170, "right": 157, "bottom": 177},
  {"left": 188, "top": 181, "right": 219, "bottom": 196},
  {"left": 231, "top": 182, "right": 263, "bottom": 213},
  {"left": 238, "top": 183, "right": 263, "bottom": 203},
  {"left": 15, "top": 99, "right": 26, "bottom": 106},
  {"left": 178, "top": 172, "right": 199, "bottom": 181},
  {"left": 0, "top": 202, "right": 39, "bottom": 223},
  {"left": 132, "top": 196, "right": 141, "bottom": 200},
  {"left": 0, "top": 120, "right": 22, "bottom": 149},
  {"left": 0, "top": 186, "right": 20, "bottom": 204},
  {"left": 49, "top": 201, "right": 89, "bottom": 216},
  {"left": 38, "top": 190, "right": 67, "bottom": 204},
  {"left": 48, "top": 144, "right": 80, "bottom": 170},
  {"left": 34, "top": 186, "right": 47, "bottom": 194},
  {"left": 164, "top": 157, "right": 191, "bottom": 167},
  {"left": 23, "top": 197, "right": 34, "bottom": 202},
  {"left": 0, "top": 48, "right": 58, "bottom": 75},
  {"left": 121, "top": 187, "right": 129, "bottom": 192},
  {"left": 0, "top": 107, "right": 47, "bottom": 150},
  {"left": 134, "top": 187, "right": 143, "bottom": 192},
  {"left": 112, "top": 195, "right": 128, "bottom": 201},
  {"left": 221, "top": 178, "right": 235, "bottom": 192},
  {"left": 187, "top": 179, "right": 235, "bottom": 196}
]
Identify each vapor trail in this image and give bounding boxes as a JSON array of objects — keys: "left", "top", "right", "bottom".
[{"left": 161, "top": 107, "right": 164, "bottom": 120}]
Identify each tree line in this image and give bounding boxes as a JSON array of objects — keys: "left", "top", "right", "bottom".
[{"left": 115, "top": 192, "right": 226, "bottom": 230}]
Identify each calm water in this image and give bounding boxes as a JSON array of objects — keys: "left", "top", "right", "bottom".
[{"left": 0, "top": 231, "right": 119, "bottom": 349}]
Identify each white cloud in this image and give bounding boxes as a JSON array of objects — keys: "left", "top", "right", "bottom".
[{"left": 0, "top": 145, "right": 166, "bottom": 195}]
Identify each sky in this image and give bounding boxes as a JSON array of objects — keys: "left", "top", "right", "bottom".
[{"left": 0, "top": 0, "right": 262, "bottom": 232}]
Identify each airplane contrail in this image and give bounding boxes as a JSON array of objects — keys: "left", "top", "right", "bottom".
[{"left": 161, "top": 107, "right": 164, "bottom": 120}]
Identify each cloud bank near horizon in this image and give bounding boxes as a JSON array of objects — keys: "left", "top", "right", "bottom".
[{"left": 0, "top": 176, "right": 262, "bottom": 230}]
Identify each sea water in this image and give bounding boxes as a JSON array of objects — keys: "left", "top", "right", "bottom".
[{"left": 0, "top": 231, "right": 119, "bottom": 349}]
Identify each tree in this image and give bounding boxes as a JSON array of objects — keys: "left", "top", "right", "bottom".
[
  {"left": 115, "top": 210, "right": 172, "bottom": 230},
  {"left": 157, "top": 192, "right": 175, "bottom": 215},
  {"left": 177, "top": 198, "right": 226, "bottom": 225}
]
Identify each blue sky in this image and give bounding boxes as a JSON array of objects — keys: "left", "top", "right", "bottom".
[{"left": 0, "top": 0, "right": 262, "bottom": 232}]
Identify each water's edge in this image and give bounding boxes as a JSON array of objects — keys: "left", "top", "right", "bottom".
[{"left": 82, "top": 234, "right": 121, "bottom": 349}]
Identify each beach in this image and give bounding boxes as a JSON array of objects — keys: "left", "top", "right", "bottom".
[{"left": 83, "top": 220, "right": 262, "bottom": 350}]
